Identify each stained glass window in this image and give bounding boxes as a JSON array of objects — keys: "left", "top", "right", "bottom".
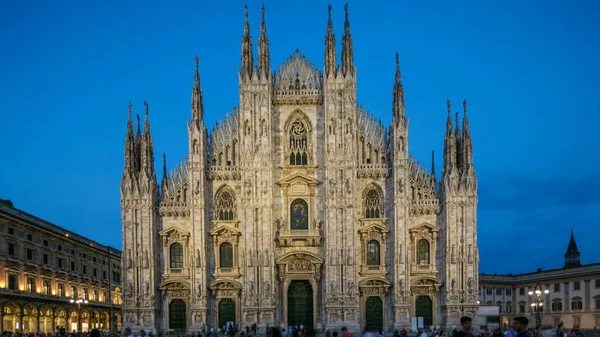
[
  {"left": 170, "top": 243, "right": 184, "bottom": 268},
  {"left": 215, "top": 188, "right": 236, "bottom": 220},
  {"left": 289, "top": 121, "right": 308, "bottom": 165},
  {"left": 417, "top": 239, "right": 430, "bottom": 265},
  {"left": 290, "top": 199, "right": 309, "bottom": 230},
  {"left": 364, "top": 187, "right": 383, "bottom": 218},
  {"left": 367, "top": 240, "right": 380, "bottom": 265},
  {"left": 220, "top": 242, "right": 233, "bottom": 268}
]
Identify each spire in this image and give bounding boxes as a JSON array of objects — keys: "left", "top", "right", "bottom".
[
  {"left": 564, "top": 229, "right": 581, "bottom": 268},
  {"left": 462, "top": 99, "right": 474, "bottom": 169},
  {"left": 143, "top": 101, "right": 150, "bottom": 134},
  {"left": 161, "top": 153, "right": 168, "bottom": 194},
  {"left": 341, "top": 3, "right": 354, "bottom": 77},
  {"left": 240, "top": 4, "right": 254, "bottom": 80},
  {"left": 136, "top": 113, "right": 141, "bottom": 136},
  {"left": 324, "top": 4, "right": 336, "bottom": 78},
  {"left": 258, "top": 5, "right": 271, "bottom": 80},
  {"left": 431, "top": 150, "right": 436, "bottom": 178},
  {"left": 191, "top": 55, "right": 204, "bottom": 124},
  {"left": 455, "top": 111, "right": 462, "bottom": 170},
  {"left": 443, "top": 100, "right": 457, "bottom": 176},
  {"left": 392, "top": 52, "right": 405, "bottom": 121},
  {"left": 123, "top": 103, "right": 136, "bottom": 172}
]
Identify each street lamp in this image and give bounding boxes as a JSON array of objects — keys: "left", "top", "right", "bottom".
[
  {"left": 70, "top": 295, "right": 89, "bottom": 332},
  {"left": 528, "top": 284, "right": 549, "bottom": 328}
]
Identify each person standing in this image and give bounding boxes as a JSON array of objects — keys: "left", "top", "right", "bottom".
[
  {"left": 454, "top": 317, "right": 473, "bottom": 337},
  {"left": 511, "top": 317, "right": 531, "bottom": 337}
]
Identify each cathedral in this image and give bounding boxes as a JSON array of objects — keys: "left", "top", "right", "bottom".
[{"left": 119, "top": 4, "right": 479, "bottom": 334}]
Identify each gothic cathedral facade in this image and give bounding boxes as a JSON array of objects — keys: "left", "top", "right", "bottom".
[{"left": 120, "top": 4, "right": 479, "bottom": 333}]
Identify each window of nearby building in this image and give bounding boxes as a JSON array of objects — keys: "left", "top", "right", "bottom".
[
  {"left": 58, "top": 244, "right": 62, "bottom": 251},
  {"left": 573, "top": 281, "right": 581, "bottom": 291},
  {"left": 71, "top": 249, "right": 75, "bottom": 256},
  {"left": 8, "top": 227, "right": 14, "bottom": 235},
  {"left": 417, "top": 239, "right": 430, "bottom": 265},
  {"left": 552, "top": 300, "right": 563, "bottom": 312},
  {"left": 170, "top": 243, "right": 184, "bottom": 269},
  {"left": 27, "top": 234, "right": 32, "bottom": 241},
  {"left": 595, "top": 297, "right": 600, "bottom": 309},
  {"left": 506, "top": 301, "right": 512, "bottom": 313},
  {"left": 101, "top": 290, "right": 107, "bottom": 302},
  {"left": 43, "top": 240, "right": 48, "bottom": 246},
  {"left": 8, "top": 275, "right": 17, "bottom": 290},
  {"left": 58, "top": 284, "right": 65, "bottom": 297},
  {"left": 70, "top": 285, "right": 76, "bottom": 298},
  {"left": 571, "top": 297, "right": 583, "bottom": 310},
  {"left": 519, "top": 303, "right": 525, "bottom": 313},
  {"left": 82, "top": 265, "right": 87, "bottom": 274},
  {"left": 93, "top": 290, "right": 98, "bottom": 301},
  {"left": 595, "top": 279, "right": 600, "bottom": 288},
  {"left": 43, "top": 253, "right": 48, "bottom": 264},
  {"left": 26, "top": 248, "right": 33, "bottom": 260},
  {"left": 26, "top": 278, "right": 35, "bottom": 292},
  {"left": 486, "top": 301, "right": 493, "bottom": 305},
  {"left": 573, "top": 316, "right": 580, "bottom": 327},
  {"left": 58, "top": 258, "right": 63, "bottom": 268},
  {"left": 43, "top": 280, "right": 50, "bottom": 295},
  {"left": 83, "top": 288, "right": 88, "bottom": 300},
  {"left": 219, "top": 242, "right": 233, "bottom": 268},
  {"left": 93, "top": 257, "right": 96, "bottom": 263},
  {"left": 8, "top": 243, "right": 15, "bottom": 256},
  {"left": 93, "top": 268, "right": 97, "bottom": 277},
  {"left": 519, "top": 287, "right": 525, "bottom": 295},
  {"left": 103, "top": 271, "right": 107, "bottom": 279},
  {"left": 71, "top": 261, "right": 76, "bottom": 271},
  {"left": 496, "top": 288, "right": 502, "bottom": 296},
  {"left": 554, "top": 283, "right": 560, "bottom": 292},
  {"left": 487, "top": 288, "right": 493, "bottom": 295},
  {"left": 367, "top": 240, "right": 380, "bottom": 265},
  {"left": 82, "top": 253, "right": 86, "bottom": 259},
  {"left": 506, "top": 288, "right": 512, "bottom": 296},
  {"left": 497, "top": 301, "right": 502, "bottom": 313}
]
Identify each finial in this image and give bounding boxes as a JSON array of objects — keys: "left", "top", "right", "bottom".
[
  {"left": 455, "top": 112, "right": 460, "bottom": 130},
  {"left": 571, "top": 228, "right": 574, "bottom": 235},
  {"left": 244, "top": 4, "right": 248, "bottom": 19},
  {"left": 395, "top": 52, "right": 399, "bottom": 67},
  {"left": 195, "top": 55, "right": 199, "bottom": 72},
  {"left": 128, "top": 102, "right": 132, "bottom": 119},
  {"left": 328, "top": 4, "right": 332, "bottom": 19},
  {"left": 261, "top": 4, "right": 265, "bottom": 20},
  {"left": 136, "top": 114, "right": 141, "bottom": 133},
  {"left": 162, "top": 153, "right": 167, "bottom": 179},
  {"left": 463, "top": 99, "right": 467, "bottom": 114},
  {"left": 447, "top": 100, "right": 451, "bottom": 115},
  {"left": 345, "top": 2, "right": 349, "bottom": 20},
  {"left": 431, "top": 150, "right": 436, "bottom": 173},
  {"left": 144, "top": 101, "right": 149, "bottom": 117}
]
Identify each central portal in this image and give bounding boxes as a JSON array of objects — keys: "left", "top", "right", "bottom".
[
  {"left": 287, "top": 280, "right": 313, "bottom": 330},
  {"left": 169, "top": 299, "right": 186, "bottom": 331}
]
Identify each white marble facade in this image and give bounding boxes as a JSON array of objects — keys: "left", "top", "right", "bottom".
[{"left": 119, "top": 5, "right": 479, "bottom": 334}]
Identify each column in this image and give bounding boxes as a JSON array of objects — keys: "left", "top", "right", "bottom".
[{"left": 37, "top": 312, "right": 41, "bottom": 333}]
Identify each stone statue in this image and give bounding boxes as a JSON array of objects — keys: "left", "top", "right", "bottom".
[
  {"left": 263, "top": 281, "right": 270, "bottom": 293},
  {"left": 127, "top": 250, "right": 132, "bottom": 268},
  {"left": 345, "top": 179, "right": 351, "bottom": 194},
  {"left": 398, "top": 178, "right": 404, "bottom": 193},
  {"left": 144, "top": 281, "right": 150, "bottom": 297},
  {"left": 451, "top": 245, "right": 456, "bottom": 263},
  {"left": 127, "top": 282, "right": 133, "bottom": 297},
  {"left": 451, "top": 278, "right": 455, "bottom": 294},
  {"left": 329, "top": 282, "right": 335, "bottom": 294},
  {"left": 467, "top": 278, "right": 474, "bottom": 294},
  {"left": 195, "top": 179, "right": 200, "bottom": 195},
  {"left": 399, "top": 244, "right": 403, "bottom": 263},
  {"left": 468, "top": 244, "right": 472, "bottom": 263},
  {"left": 248, "top": 281, "right": 254, "bottom": 296},
  {"left": 196, "top": 249, "right": 202, "bottom": 268},
  {"left": 197, "top": 282, "right": 202, "bottom": 297}
]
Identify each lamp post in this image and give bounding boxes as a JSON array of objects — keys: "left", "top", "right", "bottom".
[
  {"left": 528, "top": 284, "right": 549, "bottom": 328},
  {"left": 70, "top": 295, "right": 88, "bottom": 332}
]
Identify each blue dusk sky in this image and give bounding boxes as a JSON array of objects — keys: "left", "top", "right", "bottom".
[{"left": 1, "top": 0, "right": 599, "bottom": 275}]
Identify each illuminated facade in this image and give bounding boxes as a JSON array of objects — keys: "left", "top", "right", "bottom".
[
  {"left": 0, "top": 201, "right": 122, "bottom": 333},
  {"left": 479, "top": 231, "right": 600, "bottom": 329},
  {"left": 120, "top": 4, "right": 479, "bottom": 333}
]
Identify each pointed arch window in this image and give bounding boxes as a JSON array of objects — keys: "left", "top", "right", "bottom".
[
  {"left": 219, "top": 243, "right": 233, "bottom": 268},
  {"left": 367, "top": 240, "right": 381, "bottom": 265},
  {"left": 364, "top": 187, "right": 383, "bottom": 218},
  {"left": 417, "top": 239, "right": 430, "bottom": 265},
  {"left": 214, "top": 188, "right": 236, "bottom": 221},
  {"left": 289, "top": 121, "right": 308, "bottom": 165},
  {"left": 8, "top": 275, "right": 17, "bottom": 290},
  {"left": 170, "top": 243, "right": 184, "bottom": 269}
]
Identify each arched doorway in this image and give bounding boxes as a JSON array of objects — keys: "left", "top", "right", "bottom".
[
  {"left": 169, "top": 299, "right": 187, "bottom": 331},
  {"left": 415, "top": 296, "right": 433, "bottom": 328},
  {"left": 287, "top": 280, "right": 313, "bottom": 330},
  {"left": 365, "top": 297, "right": 383, "bottom": 331},
  {"left": 218, "top": 298, "right": 236, "bottom": 330}
]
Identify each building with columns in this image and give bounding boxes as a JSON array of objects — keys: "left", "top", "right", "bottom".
[
  {"left": 479, "top": 231, "right": 600, "bottom": 330},
  {"left": 120, "top": 4, "right": 479, "bottom": 333},
  {"left": 0, "top": 201, "right": 122, "bottom": 333}
]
